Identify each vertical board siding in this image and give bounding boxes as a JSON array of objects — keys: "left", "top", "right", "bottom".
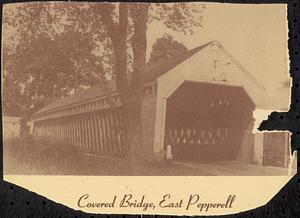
[
  {"left": 93, "top": 113, "right": 99, "bottom": 151},
  {"left": 101, "top": 113, "right": 107, "bottom": 152},
  {"left": 97, "top": 113, "right": 104, "bottom": 151},
  {"left": 80, "top": 118, "right": 84, "bottom": 149},
  {"left": 34, "top": 106, "right": 126, "bottom": 157}
]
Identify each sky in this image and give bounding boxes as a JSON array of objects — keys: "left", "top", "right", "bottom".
[{"left": 147, "top": 3, "right": 289, "bottom": 92}]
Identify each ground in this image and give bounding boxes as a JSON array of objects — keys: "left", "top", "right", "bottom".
[
  {"left": 4, "top": 152, "right": 292, "bottom": 176},
  {"left": 173, "top": 160, "right": 293, "bottom": 176},
  {"left": 4, "top": 152, "right": 210, "bottom": 176},
  {"left": 3, "top": 136, "right": 293, "bottom": 176}
]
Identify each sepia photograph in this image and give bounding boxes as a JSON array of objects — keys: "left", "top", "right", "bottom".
[{"left": 2, "top": 2, "right": 296, "bottom": 177}]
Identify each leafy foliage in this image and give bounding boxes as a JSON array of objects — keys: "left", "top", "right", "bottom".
[
  {"left": 150, "top": 3, "right": 205, "bottom": 34},
  {"left": 3, "top": 3, "right": 107, "bottom": 116},
  {"left": 148, "top": 34, "right": 188, "bottom": 65}
]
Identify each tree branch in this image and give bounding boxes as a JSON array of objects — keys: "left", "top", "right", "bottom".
[
  {"left": 114, "top": 3, "right": 130, "bottom": 102},
  {"left": 131, "top": 4, "right": 150, "bottom": 99},
  {"left": 97, "top": 4, "right": 119, "bottom": 45},
  {"left": 97, "top": 3, "right": 131, "bottom": 104}
]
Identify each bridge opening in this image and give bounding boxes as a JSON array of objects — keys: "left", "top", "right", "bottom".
[{"left": 164, "top": 81, "right": 255, "bottom": 161}]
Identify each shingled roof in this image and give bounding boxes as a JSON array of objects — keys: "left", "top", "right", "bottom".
[{"left": 36, "top": 41, "right": 213, "bottom": 114}]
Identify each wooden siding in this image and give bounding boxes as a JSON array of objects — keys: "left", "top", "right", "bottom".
[{"left": 33, "top": 82, "right": 158, "bottom": 157}]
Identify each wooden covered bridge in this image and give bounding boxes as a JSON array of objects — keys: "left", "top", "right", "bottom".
[{"left": 33, "top": 40, "right": 269, "bottom": 162}]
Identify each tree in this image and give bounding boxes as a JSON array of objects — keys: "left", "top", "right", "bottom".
[
  {"left": 2, "top": 69, "right": 25, "bottom": 116},
  {"left": 148, "top": 34, "right": 188, "bottom": 65},
  {"left": 3, "top": 3, "right": 105, "bottom": 116},
  {"left": 3, "top": 2, "right": 205, "bottom": 165},
  {"left": 92, "top": 3, "right": 205, "bottom": 163}
]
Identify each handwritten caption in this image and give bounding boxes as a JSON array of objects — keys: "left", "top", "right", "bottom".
[{"left": 77, "top": 194, "right": 236, "bottom": 212}]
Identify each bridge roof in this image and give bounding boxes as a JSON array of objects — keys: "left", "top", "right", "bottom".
[
  {"left": 36, "top": 40, "right": 284, "bottom": 115},
  {"left": 36, "top": 42, "right": 213, "bottom": 114}
]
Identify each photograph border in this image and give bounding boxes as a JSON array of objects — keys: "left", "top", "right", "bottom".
[{"left": 0, "top": 0, "right": 299, "bottom": 217}]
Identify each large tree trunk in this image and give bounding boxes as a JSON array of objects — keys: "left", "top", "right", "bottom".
[
  {"left": 122, "top": 98, "right": 144, "bottom": 173},
  {"left": 99, "top": 3, "right": 149, "bottom": 174},
  {"left": 124, "top": 4, "right": 149, "bottom": 172}
]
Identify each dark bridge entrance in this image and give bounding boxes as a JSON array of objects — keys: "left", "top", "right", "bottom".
[{"left": 164, "top": 81, "right": 255, "bottom": 161}]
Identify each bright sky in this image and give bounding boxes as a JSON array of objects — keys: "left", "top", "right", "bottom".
[{"left": 147, "top": 3, "right": 289, "bottom": 92}]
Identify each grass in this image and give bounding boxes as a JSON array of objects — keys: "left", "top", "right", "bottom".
[
  {"left": 4, "top": 136, "right": 84, "bottom": 175},
  {"left": 3, "top": 136, "right": 206, "bottom": 175}
]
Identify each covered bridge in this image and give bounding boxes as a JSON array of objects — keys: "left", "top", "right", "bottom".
[{"left": 34, "top": 40, "right": 273, "bottom": 162}]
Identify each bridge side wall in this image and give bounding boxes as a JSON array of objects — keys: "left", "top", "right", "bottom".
[
  {"left": 140, "top": 94, "right": 157, "bottom": 159},
  {"left": 33, "top": 82, "right": 159, "bottom": 158},
  {"left": 33, "top": 107, "right": 125, "bottom": 157}
]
